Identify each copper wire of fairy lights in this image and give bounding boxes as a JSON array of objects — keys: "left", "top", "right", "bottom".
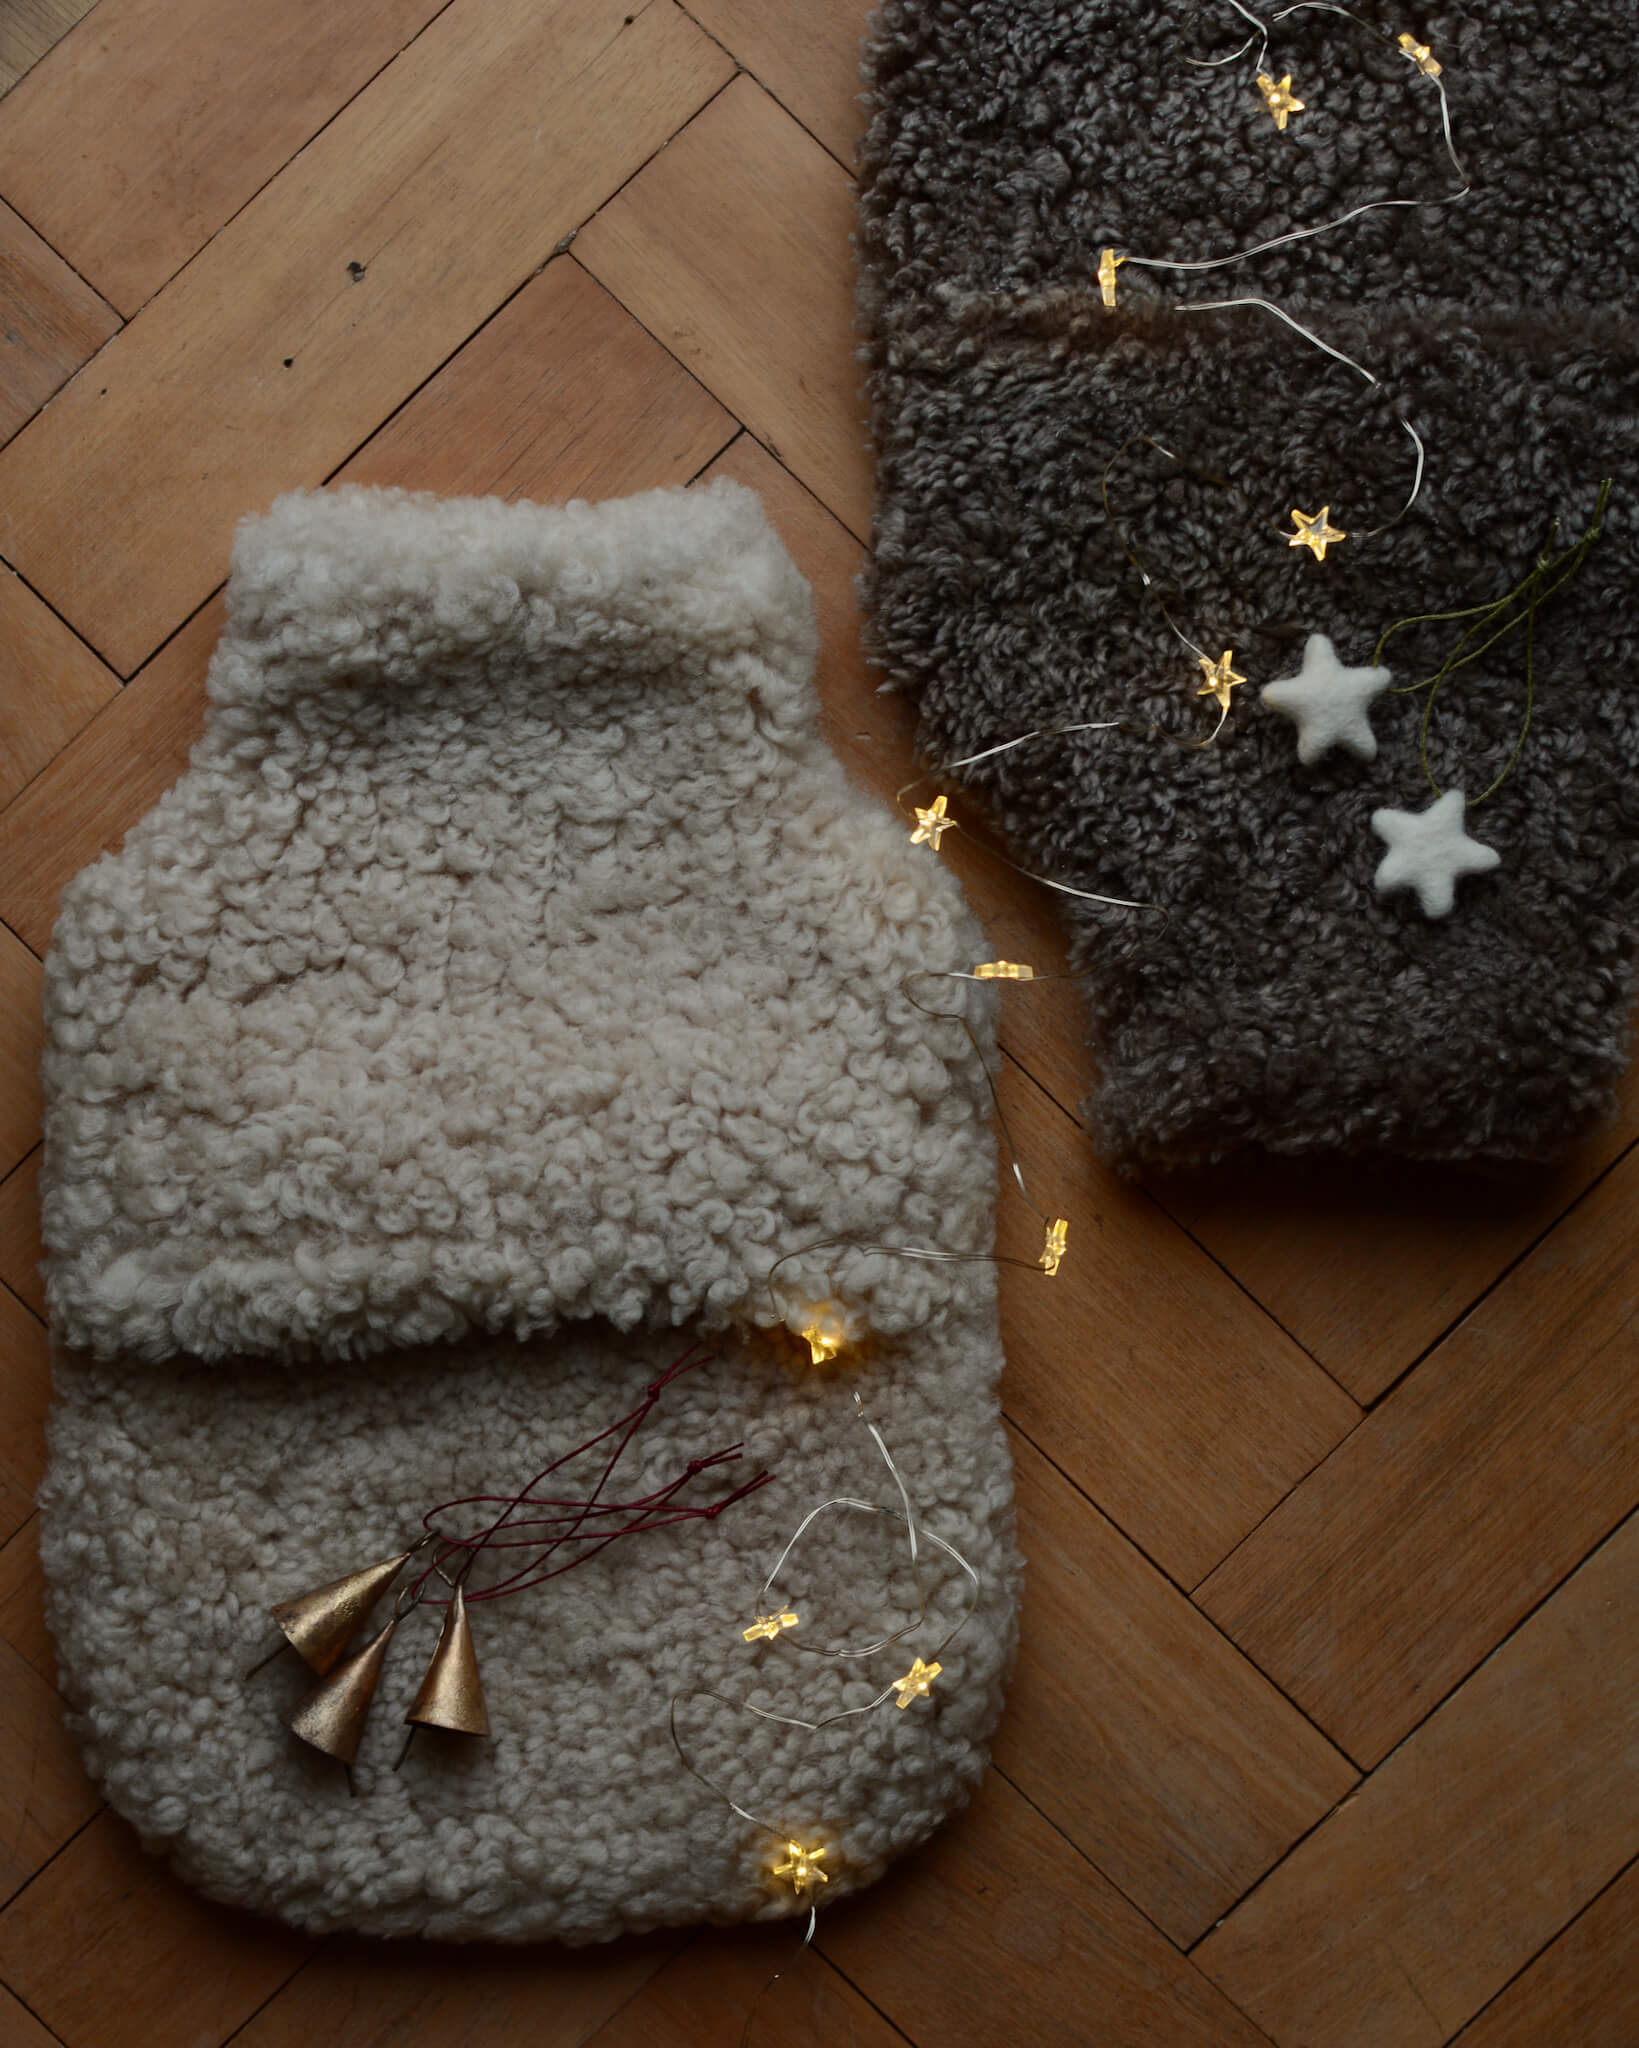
[{"left": 668, "top": 1393, "right": 982, "bottom": 1928}]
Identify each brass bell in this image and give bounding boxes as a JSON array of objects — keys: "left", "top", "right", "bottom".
[
  {"left": 404, "top": 1583, "right": 489, "bottom": 1737},
  {"left": 271, "top": 1550, "right": 413, "bottom": 1675},
  {"left": 289, "top": 1617, "right": 398, "bottom": 1765}
]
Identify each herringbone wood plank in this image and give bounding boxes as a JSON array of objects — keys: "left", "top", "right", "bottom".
[
  {"left": 582, "top": 1932, "right": 903, "bottom": 2048},
  {"left": 0, "top": 197, "right": 117, "bottom": 449},
  {"left": 1451, "top": 1858, "right": 1639, "bottom": 2048},
  {"left": 1197, "top": 1140, "right": 1639, "bottom": 1766},
  {"left": 0, "top": 1627, "right": 97, "bottom": 1909},
  {"left": 0, "top": 0, "right": 96, "bottom": 96},
  {"left": 0, "top": 0, "right": 733, "bottom": 673},
  {"left": 230, "top": 1931, "right": 685, "bottom": 2048},
  {"left": 682, "top": 0, "right": 872, "bottom": 164},
  {"left": 1156, "top": 1076, "right": 1639, "bottom": 1400},
  {"left": 817, "top": 1770, "right": 1268, "bottom": 2048},
  {"left": 0, "top": 1981, "right": 60, "bottom": 2048},
  {"left": 1196, "top": 1509, "right": 1639, "bottom": 2048},
  {"left": 576, "top": 74, "right": 872, "bottom": 539},
  {"left": 0, "top": 1517, "right": 51, "bottom": 1686},
  {"left": 0, "top": 1809, "right": 311, "bottom": 2047},
  {"left": 997, "top": 1429, "right": 1356, "bottom": 1946},
  {"left": 0, "top": 1282, "right": 46, "bottom": 1550},
  {"left": 0, "top": 565, "right": 117, "bottom": 808},
  {"left": 0, "top": 1149, "right": 42, "bottom": 1319},
  {"left": 0, "top": 0, "right": 450, "bottom": 316},
  {"left": 0, "top": 1, "right": 1634, "bottom": 2042}
]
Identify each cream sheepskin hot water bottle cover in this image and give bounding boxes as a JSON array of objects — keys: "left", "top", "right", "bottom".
[{"left": 37, "top": 480, "right": 1020, "bottom": 1940}]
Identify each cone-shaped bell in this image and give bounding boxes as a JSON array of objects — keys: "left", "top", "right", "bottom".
[
  {"left": 289, "top": 1617, "right": 398, "bottom": 1765},
  {"left": 271, "top": 1550, "right": 411, "bottom": 1675},
  {"left": 405, "top": 1584, "right": 489, "bottom": 1736}
]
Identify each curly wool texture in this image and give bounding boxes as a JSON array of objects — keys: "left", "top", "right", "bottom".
[
  {"left": 37, "top": 481, "right": 1019, "bottom": 1940},
  {"left": 44, "top": 482, "right": 995, "bottom": 1360},
  {"left": 857, "top": 0, "right": 1639, "bottom": 1166}
]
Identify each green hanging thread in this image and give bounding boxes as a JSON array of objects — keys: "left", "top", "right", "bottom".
[{"left": 1372, "top": 479, "right": 1612, "bottom": 806}]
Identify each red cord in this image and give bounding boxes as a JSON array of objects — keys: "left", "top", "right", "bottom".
[{"left": 408, "top": 1343, "right": 772, "bottom": 1609}]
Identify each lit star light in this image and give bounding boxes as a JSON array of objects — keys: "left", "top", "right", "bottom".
[
  {"left": 973, "top": 960, "right": 1035, "bottom": 981},
  {"left": 910, "top": 793, "right": 954, "bottom": 850},
  {"left": 1097, "top": 246, "right": 1125, "bottom": 307},
  {"left": 1397, "top": 31, "right": 1441, "bottom": 76},
  {"left": 742, "top": 1610, "right": 799, "bottom": 1644},
  {"left": 1196, "top": 650, "right": 1248, "bottom": 712},
  {"left": 1288, "top": 506, "right": 1347, "bottom": 561},
  {"left": 1039, "top": 1218, "right": 1069, "bottom": 1277},
  {"left": 801, "top": 1316, "right": 844, "bottom": 1366},
  {"left": 1257, "top": 72, "right": 1306, "bottom": 130},
  {"left": 892, "top": 1657, "right": 943, "bottom": 1708},
  {"left": 773, "top": 1841, "right": 829, "bottom": 1896}
]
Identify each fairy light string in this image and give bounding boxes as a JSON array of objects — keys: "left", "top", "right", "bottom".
[
  {"left": 669, "top": 1392, "right": 983, "bottom": 1902},
  {"left": 1178, "top": 2, "right": 1468, "bottom": 213}
]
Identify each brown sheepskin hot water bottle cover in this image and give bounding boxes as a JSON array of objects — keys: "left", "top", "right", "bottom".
[
  {"left": 856, "top": 0, "right": 1639, "bottom": 1167},
  {"left": 36, "top": 481, "right": 1021, "bottom": 1940}
]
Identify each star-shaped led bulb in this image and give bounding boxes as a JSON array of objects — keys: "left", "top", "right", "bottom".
[
  {"left": 1257, "top": 72, "right": 1305, "bottom": 129},
  {"left": 1039, "top": 1218, "right": 1069, "bottom": 1277},
  {"left": 742, "top": 1610, "right": 799, "bottom": 1644},
  {"left": 1397, "top": 32, "right": 1441, "bottom": 76},
  {"left": 773, "top": 1841, "right": 829, "bottom": 1896},
  {"left": 1196, "top": 650, "right": 1248, "bottom": 712},
  {"left": 801, "top": 1316, "right": 844, "bottom": 1366},
  {"left": 892, "top": 1657, "right": 943, "bottom": 1708},
  {"left": 1288, "top": 506, "right": 1347, "bottom": 561},
  {"left": 910, "top": 793, "right": 954, "bottom": 851},
  {"left": 1097, "top": 247, "right": 1125, "bottom": 307}
]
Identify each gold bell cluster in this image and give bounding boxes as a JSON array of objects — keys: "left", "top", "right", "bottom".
[{"left": 269, "top": 1547, "right": 489, "bottom": 1768}]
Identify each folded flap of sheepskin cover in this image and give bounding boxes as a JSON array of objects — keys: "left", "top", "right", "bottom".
[
  {"left": 41, "top": 482, "right": 996, "bottom": 1363},
  {"left": 856, "top": 0, "right": 1639, "bottom": 1166}
]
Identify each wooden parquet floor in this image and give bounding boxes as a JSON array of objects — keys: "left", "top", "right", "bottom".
[{"left": 0, "top": 3, "right": 1634, "bottom": 2043}]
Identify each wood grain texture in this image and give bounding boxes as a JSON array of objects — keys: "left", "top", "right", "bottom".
[
  {"left": 0, "top": 0, "right": 449, "bottom": 316},
  {"left": 0, "top": 1630, "right": 96, "bottom": 1908},
  {"left": 995, "top": 1429, "right": 1356, "bottom": 1946},
  {"left": 1452, "top": 1858, "right": 1639, "bottom": 2048},
  {"left": 583, "top": 1930, "right": 905, "bottom": 2047},
  {"left": 0, "top": 1149, "right": 41, "bottom": 1319},
  {"left": 817, "top": 1769, "right": 1268, "bottom": 2048},
  {"left": 343, "top": 254, "right": 735, "bottom": 504},
  {"left": 995, "top": 1064, "right": 1358, "bottom": 1584},
  {"left": 0, "top": 930, "right": 40, "bottom": 1191},
  {"left": 1157, "top": 1063, "right": 1639, "bottom": 1402},
  {"left": 0, "top": 196, "right": 117, "bottom": 448},
  {"left": 0, "top": 565, "right": 117, "bottom": 808},
  {"left": 0, "top": 0, "right": 734, "bottom": 673},
  {"left": 0, "top": 0, "right": 97, "bottom": 96},
  {"left": 1197, "top": 1139, "right": 1639, "bottom": 1765},
  {"left": 0, "top": 1283, "right": 47, "bottom": 1550},
  {"left": 1196, "top": 1510, "right": 1639, "bottom": 2048},
  {"left": 706, "top": 435, "right": 1360, "bottom": 1583},
  {"left": 0, "top": 1518, "right": 52, "bottom": 1689},
  {"left": 0, "top": 263, "right": 739, "bottom": 956},
  {"left": 577, "top": 74, "right": 873, "bottom": 541},
  {"left": 0, "top": 1809, "right": 311, "bottom": 2048},
  {"left": 233, "top": 1931, "right": 683, "bottom": 2048},
  {"left": 0, "top": 1980, "right": 61, "bottom": 2048},
  {"left": 682, "top": 0, "right": 872, "bottom": 165},
  {"left": 0, "top": 599, "right": 216, "bottom": 954}
]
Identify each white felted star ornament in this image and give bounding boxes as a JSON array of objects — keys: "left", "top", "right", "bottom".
[
  {"left": 1371, "top": 789, "right": 1502, "bottom": 918},
  {"left": 1262, "top": 634, "right": 1392, "bottom": 765}
]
